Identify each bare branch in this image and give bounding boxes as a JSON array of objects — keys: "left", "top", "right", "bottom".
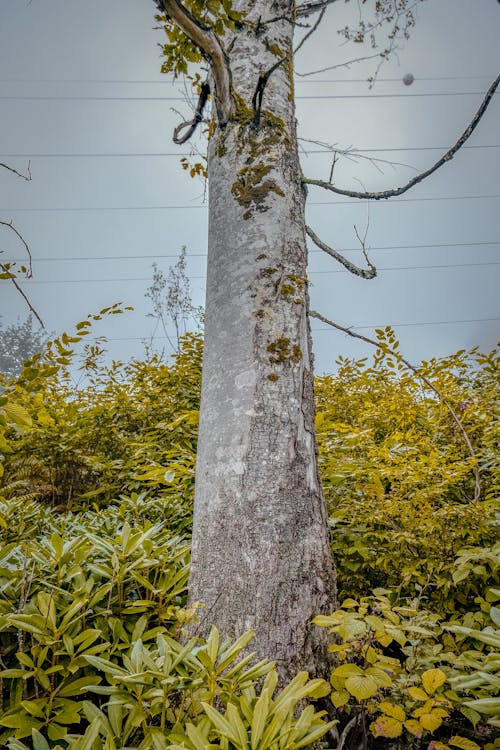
[
  {"left": 0, "top": 220, "right": 33, "bottom": 276},
  {"left": 296, "top": 52, "right": 382, "bottom": 77},
  {"left": 1, "top": 266, "right": 44, "bottom": 328},
  {"left": 0, "top": 160, "right": 31, "bottom": 181},
  {"left": 306, "top": 224, "right": 376, "bottom": 279},
  {"left": 304, "top": 75, "right": 500, "bottom": 200},
  {"left": 310, "top": 309, "right": 481, "bottom": 501},
  {"left": 156, "top": 0, "right": 233, "bottom": 126},
  {"left": 296, "top": 0, "right": 340, "bottom": 18},
  {"left": 294, "top": 7, "right": 326, "bottom": 55},
  {"left": 173, "top": 81, "right": 210, "bottom": 144}
]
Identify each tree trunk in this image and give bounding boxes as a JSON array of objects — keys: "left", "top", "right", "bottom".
[{"left": 188, "top": 1, "right": 336, "bottom": 679}]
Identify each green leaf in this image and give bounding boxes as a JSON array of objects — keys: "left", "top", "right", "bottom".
[
  {"left": 202, "top": 703, "right": 240, "bottom": 746},
  {"left": 31, "top": 730, "right": 50, "bottom": 750}
]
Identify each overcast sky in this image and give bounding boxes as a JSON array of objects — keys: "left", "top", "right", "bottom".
[{"left": 0, "top": 0, "right": 499, "bottom": 373}]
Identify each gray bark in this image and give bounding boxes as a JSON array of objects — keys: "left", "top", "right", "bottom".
[{"left": 188, "top": 0, "right": 336, "bottom": 679}]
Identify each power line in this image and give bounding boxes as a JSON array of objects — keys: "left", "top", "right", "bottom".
[
  {"left": 0, "top": 91, "right": 490, "bottom": 101},
  {"left": 17, "top": 260, "right": 500, "bottom": 285},
  {"left": 0, "top": 75, "right": 494, "bottom": 84},
  {"left": 94, "top": 316, "right": 500, "bottom": 342},
  {"left": 2, "top": 195, "right": 500, "bottom": 214},
  {"left": 3, "top": 239, "right": 499, "bottom": 265},
  {"left": 311, "top": 317, "right": 500, "bottom": 331},
  {"left": 0, "top": 145, "right": 498, "bottom": 159}
]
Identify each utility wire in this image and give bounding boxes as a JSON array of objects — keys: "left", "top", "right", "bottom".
[
  {"left": 1, "top": 145, "right": 498, "bottom": 158},
  {"left": 0, "top": 75, "right": 495, "bottom": 84},
  {"left": 0, "top": 91, "right": 491, "bottom": 101},
  {"left": 2, "top": 195, "right": 500, "bottom": 214},
  {"left": 17, "top": 260, "right": 500, "bottom": 285},
  {"left": 311, "top": 317, "right": 500, "bottom": 331},
  {"left": 2, "top": 240, "right": 499, "bottom": 264},
  {"left": 95, "top": 317, "right": 500, "bottom": 342}
]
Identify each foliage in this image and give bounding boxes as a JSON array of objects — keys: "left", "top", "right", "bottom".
[
  {"left": 156, "top": 1, "right": 243, "bottom": 78},
  {"left": 316, "top": 335, "right": 499, "bottom": 613},
  {"left": 145, "top": 249, "right": 203, "bottom": 354},
  {"left": 315, "top": 589, "right": 500, "bottom": 748},
  {"left": 1, "top": 324, "right": 498, "bottom": 747},
  {"left": 0, "top": 331, "right": 201, "bottom": 514},
  {"left": 0, "top": 489, "right": 333, "bottom": 749}
]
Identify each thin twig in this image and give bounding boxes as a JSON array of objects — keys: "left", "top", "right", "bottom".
[
  {"left": 299, "top": 137, "right": 418, "bottom": 173},
  {"left": 303, "top": 75, "right": 500, "bottom": 199},
  {"left": 309, "top": 309, "right": 481, "bottom": 500},
  {"left": 296, "top": 51, "right": 381, "bottom": 76}
]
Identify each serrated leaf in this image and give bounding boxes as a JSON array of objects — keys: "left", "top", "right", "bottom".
[
  {"left": 421, "top": 668, "right": 447, "bottom": 694},
  {"left": 370, "top": 715, "right": 403, "bottom": 738},
  {"left": 417, "top": 711, "right": 445, "bottom": 732},
  {"left": 404, "top": 719, "right": 423, "bottom": 737},
  {"left": 379, "top": 702, "right": 405, "bottom": 722}
]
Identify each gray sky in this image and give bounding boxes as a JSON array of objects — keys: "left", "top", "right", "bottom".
[{"left": 0, "top": 0, "right": 499, "bottom": 373}]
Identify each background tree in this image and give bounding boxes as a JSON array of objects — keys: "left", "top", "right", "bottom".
[
  {"left": 145, "top": 247, "right": 204, "bottom": 353},
  {"left": 0, "top": 315, "right": 48, "bottom": 381},
  {"left": 152, "top": 0, "right": 498, "bottom": 680}
]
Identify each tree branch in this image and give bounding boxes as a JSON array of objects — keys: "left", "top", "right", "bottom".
[
  {"left": 306, "top": 225, "right": 376, "bottom": 279},
  {"left": 0, "top": 160, "right": 31, "bottom": 181},
  {"left": 173, "top": 81, "right": 210, "bottom": 144},
  {"left": 309, "top": 309, "right": 481, "bottom": 501},
  {"left": 155, "top": 0, "right": 233, "bottom": 126},
  {"left": 0, "top": 220, "right": 33, "bottom": 276},
  {"left": 1, "top": 265, "right": 44, "bottom": 328},
  {"left": 303, "top": 75, "right": 500, "bottom": 199},
  {"left": 296, "top": 0, "right": 340, "bottom": 18}
]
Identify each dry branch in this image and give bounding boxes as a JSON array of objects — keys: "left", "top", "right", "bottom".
[
  {"left": 0, "top": 160, "right": 31, "bottom": 181},
  {"left": 306, "top": 225, "right": 376, "bottom": 278}
]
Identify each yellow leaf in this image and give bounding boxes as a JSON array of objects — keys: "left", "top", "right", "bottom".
[
  {"left": 370, "top": 715, "right": 403, "bottom": 738},
  {"left": 379, "top": 702, "right": 405, "bottom": 722},
  {"left": 375, "top": 630, "right": 393, "bottom": 647},
  {"left": 345, "top": 674, "right": 379, "bottom": 701},
  {"left": 421, "top": 668, "right": 447, "bottom": 694},
  {"left": 404, "top": 719, "right": 423, "bottom": 737},
  {"left": 331, "top": 690, "right": 350, "bottom": 708},
  {"left": 408, "top": 686, "right": 429, "bottom": 701},
  {"left": 418, "top": 712, "right": 444, "bottom": 732}
]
